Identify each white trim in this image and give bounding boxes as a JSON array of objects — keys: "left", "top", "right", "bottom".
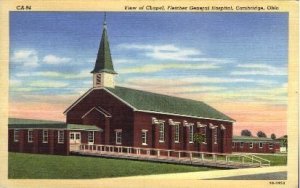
[
  {"left": 259, "top": 142, "right": 263, "bottom": 148},
  {"left": 27, "top": 129, "right": 33, "bottom": 143},
  {"left": 138, "top": 110, "right": 235, "bottom": 123},
  {"left": 141, "top": 130, "right": 147, "bottom": 145},
  {"left": 63, "top": 88, "right": 235, "bottom": 123},
  {"left": 63, "top": 88, "right": 95, "bottom": 114},
  {"left": 189, "top": 125, "right": 194, "bottom": 143},
  {"left": 88, "top": 131, "right": 94, "bottom": 145},
  {"left": 115, "top": 130, "right": 122, "bottom": 145},
  {"left": 42, "top": 130, "right": 48, "bottom": 143},
  {"left": 174, "top": 123, "right": 180, "bottom": 143},
  {"left": 249, "top": 142, "right": 253, "bottom": 149},
  {"left": 158, "top": 122, "right": 165, "bottom": 142},
  {"left": 269, "top": 143, "right": 273, "bottom": 149},
  {"left": 196, "top": 122, "right": 207, "bottom": 128},
  {"left": 58, "top": 130, "right": 64, "bottom": 144},
  {"left": 81, "top": 107, "right": 111, "bottom": 119},
  {"left": 14, "top": 129, "right": 19, "bottom": 142}
]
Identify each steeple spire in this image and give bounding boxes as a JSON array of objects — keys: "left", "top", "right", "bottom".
[
  {"left": 91, "top": 13, "right": 117, "bottom": 74},
  {"left": 91, "top": 13, "right": 117, "bottom": 88}
]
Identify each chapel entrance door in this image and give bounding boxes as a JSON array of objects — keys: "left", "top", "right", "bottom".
[{"left": 70, "top": 132, "right": 81, "bottom": 151}]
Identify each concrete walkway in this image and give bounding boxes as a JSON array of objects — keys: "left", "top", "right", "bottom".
[{"left": 118, "top": 166, "right": 287, "bottom": 180}]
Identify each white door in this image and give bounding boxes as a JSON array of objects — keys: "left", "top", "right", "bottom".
[{"left": 70, "top": 132, "right": 81, "bottom": 151}]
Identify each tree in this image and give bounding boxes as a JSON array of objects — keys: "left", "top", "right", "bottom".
[
  {"left": 241, "top": 129, "right": 252, "bottom": 137},
  {"left": 257, "top": 131, "right": 267, "bottom": 138},
  {"left": 193, "top": 133, "right": 205, "bottom": 144},
  {"left": 271, "top": 133, "right": 276, "bottom": 139}
]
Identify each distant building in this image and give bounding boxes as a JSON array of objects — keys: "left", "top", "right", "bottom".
[{"left": 232, "top": 136, "right": 280, "bottom": 153}]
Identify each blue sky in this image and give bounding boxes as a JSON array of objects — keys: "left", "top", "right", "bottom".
[{"left": 9, "top": 12, "right": 288, "bottom": 135}]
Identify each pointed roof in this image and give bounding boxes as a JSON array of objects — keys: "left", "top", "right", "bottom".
[{"left": 91, "top": 15, "right": 117, "bottom": 74}]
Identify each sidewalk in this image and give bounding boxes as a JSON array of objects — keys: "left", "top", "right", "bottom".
[{"left": 118, "top": 166, "right": 287, "bottom": 180}]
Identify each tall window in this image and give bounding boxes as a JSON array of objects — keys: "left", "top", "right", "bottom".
[
  {"left": 14, "top": 129, "right": 19, "bottom": 142},
  {"left": 43, "top": 130, "right": 48, "bottom": 143},
  {"left": 259, "top": 142, "right": 263, "bottom": 148},
  {"left": 28, "top": 130, "right": 33, "bottom": 143},
  {"left": 202, "top": 127, "right": 207, "bottom": 143},
  {"left": 240, "top": 142, "right": 244, "bottom": 148},
  {"left": 174, "top": 124, "right": 179, "bottom": 143},
  {"left": 232, "top": 142, "right": 235, "bottom": 148},
  {"left": 214, "top": 128, "right": 218, "bottom": 144},
  {"left": 189, "top": 125, "right": 194, "bottom": 143},
  {"left": 88, "top": 131, "right": 94, "bottom": 144},
  {"left": 115, "top": 130, "right": 122, "bottom": 144},
  {"left": 249, "top": 142, "right": 253, "bottom": 149},
  {"left": 141, "top": 130, "right": 147, "bottom": 145},
  {"left": 58, "top": 130, "right": 64, "bottom": 144},
  {"left": 159, "top": 123, "right": 164, "bottom": 142}
]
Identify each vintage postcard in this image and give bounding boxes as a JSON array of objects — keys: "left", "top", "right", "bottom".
[{"left": 0, "top": 0, "right": 298, "bottom": 188}]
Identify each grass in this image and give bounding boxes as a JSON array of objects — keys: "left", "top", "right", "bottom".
[
  {"left": 9, "top": 152, "right": 216, "bottom": 179},
  {"left": 255, "top": 155, "right": 287, "bottom": 166}
]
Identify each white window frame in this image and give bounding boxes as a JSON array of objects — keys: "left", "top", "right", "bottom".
[
  {"left": 189, "top": 125, "right": 194, "bottom": 143},
  {"left": 28, "top": 129, "right": 33, "bottom": 143},
  {"left": 115, "top": 129, "right": 122, "bottom": 145},
  {"left": 14, "top": 129, "right": 19, "bottom": 142},
  {"left": 141, "top": 130, "right": 148, "bottom": 145},
  {"left": 232, "top": 142, "right": 235, "bottom": 148},
  {"left": 159, "top": 123, "right": 165, "bottom": 142},
  {"left": 249, "top": 142, "right": 253, "bottom": 149},
  {"left": 42, "top": 130, "right": 48, "bottom": 143},
  {"left": 58, "top": 130, "right": 64, "bottom": 144},
  {"left": 240, "top": 142, "right": 244, "bottom": 148},
  {"left": 269, "top": 143, "right": 273, "bottom": 149},
  {"left": 88, "top": 131, "right": 94, "bottom": 144},
  {"left": 259, "top": 142, "right": 263, "bottom": 148},
  {"left": 214, "top": 128, "right": 218, "bottom": 144},
  {"left": 202, "top": 127, "right": 207, "bottom": 144},
  {"left": 174, "top": 124, "right": 180, "bottom": 143}
]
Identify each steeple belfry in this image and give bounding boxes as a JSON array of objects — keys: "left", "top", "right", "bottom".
[{"left": 91, "top": 13, "right": 117, "bottom": 88}]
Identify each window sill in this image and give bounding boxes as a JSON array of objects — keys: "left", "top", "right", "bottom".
[
  {"left": 42, "top": 142, "right": 48, "bottom": 144},
  {"left": 116, "top": 143, "right": 122, "bottom": 145},
  {"left": 202, "top": 142, "right": 207, "bottom": 144},
  {"left": 174, "top": 141, "right": 180, "bottom": 144},
  {"left": 58, "top": 142, "right": 64, "bottom": 144},
  {"left": 159, "top": 141, "right": 164, "bottom": 143},
  {"left": 142, "top": 143, "right": 148, "bottom": 146},
  {"left": 214, "top": 142, "right": 218, "bottom": 144},
  {"left": 28, "top": 141, "right": 33, "bottom": 143},
  {"left": 189, "top": 142, "right": 194, "bottom": 144}
]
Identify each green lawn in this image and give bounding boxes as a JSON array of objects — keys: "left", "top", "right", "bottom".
[
  {"left": 9, "top": 152, "right": 215, "bottom": 179},
  {"left": 256, "top": 155, "right": 287, "bottom": 166}
]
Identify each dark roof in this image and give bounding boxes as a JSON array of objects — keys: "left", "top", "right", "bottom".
[
  {"left": 91, "top": 22, "right": 117, "bottom": 74},
  {"left": 8, "top": 118, "right": 102, "bottom": 131},
  {"left": 233, "top": 136, "right": 277, "bottom": 142},
  {"left": 106, "top": 86, "right": 234, "bottom": 122}
]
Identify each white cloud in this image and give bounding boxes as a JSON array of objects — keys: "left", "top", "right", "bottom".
[
  {"left": 29, "top": 81, "right": 68, "bottom": 88},
  {"left": 119, "top": 63, "right": 220, "bottom": 74},
  {"left": 15, "top": 70, "right": 91, "bottom": 79},
  {"left": 43, "top": 55, "right": 71, "bottom": 64},
  {"left": 231, "top": 63, "right": 287, "bottom": 76},
  {"left": 118, "top": 43, "right": 234, "bottom": 64},
  {"left": 9, "top": 79, "right": 22, "bottom": 87},
  {"left": 11, "top": 49, "right": 39, "bottom": 67}
]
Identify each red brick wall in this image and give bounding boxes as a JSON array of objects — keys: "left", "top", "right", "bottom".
[
  {"left": 232, "top": 141, "right": 280, "bottom": 153},
  {"left": 133, "top": 112, "right": 233, "bottom": 153},
  {"left": 8, "top": 129, "right": 69, "bottom": 155},
  {"left": 66, "top": 89, "right": 134, "bottom": 146}
]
